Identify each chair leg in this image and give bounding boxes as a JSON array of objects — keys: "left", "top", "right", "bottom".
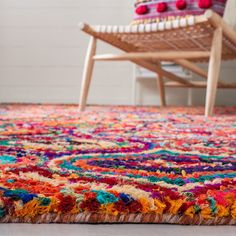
[
  {"left": 157, "top": 74, "right": 166, "bottom": 106},
  {"left": 79, "top": 36, "right": 97, "bottom": 111},
  {"left": 205, "top": 28, "right": 222, "bottom": 117}
]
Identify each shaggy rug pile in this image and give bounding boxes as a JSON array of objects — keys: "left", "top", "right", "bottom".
[{"left": 0, "top": 104, "right": 235, "bottom": 225}]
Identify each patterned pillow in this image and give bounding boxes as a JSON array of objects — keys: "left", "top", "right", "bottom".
[{"left": 133, "top": 0, "right": 228, "bottom": 24}]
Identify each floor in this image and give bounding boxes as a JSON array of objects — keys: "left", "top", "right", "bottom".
[{"left": 0, "top": 224, "right": 235, "bottom": 236}]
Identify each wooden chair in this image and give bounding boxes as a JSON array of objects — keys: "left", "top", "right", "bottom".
[{"left": 79, "top": 10, "right": 236, "bottom": 116}]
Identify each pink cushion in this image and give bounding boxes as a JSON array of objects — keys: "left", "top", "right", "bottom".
[{"left": 133, "top": 0, "right": 228, "bottom": 24}]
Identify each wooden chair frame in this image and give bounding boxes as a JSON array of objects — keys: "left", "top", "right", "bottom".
[{"left": 79, "top": 10, "right": 236, "bottom": 116}]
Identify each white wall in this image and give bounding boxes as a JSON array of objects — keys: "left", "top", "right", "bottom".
[{"left": 0, "top": 0, "right": 235, "bottom": 106}]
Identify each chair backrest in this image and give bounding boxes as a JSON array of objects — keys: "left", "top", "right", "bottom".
[{"left": 224, "top": 0, "right": 236, "bottom": 30}]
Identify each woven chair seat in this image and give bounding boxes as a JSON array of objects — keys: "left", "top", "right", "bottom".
[{"left": 80, "top": 11, "right": 236, "bottom": 63}]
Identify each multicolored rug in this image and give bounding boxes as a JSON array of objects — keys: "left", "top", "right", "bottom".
[{"left": 0, "top": 104, "right": 236, "bottom": 225}]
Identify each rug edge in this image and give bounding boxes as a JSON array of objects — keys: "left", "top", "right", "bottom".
[{"left": 0, "top": 213, "right": 236, "bottom": 225}]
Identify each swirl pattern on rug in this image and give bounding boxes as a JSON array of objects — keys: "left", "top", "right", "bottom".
[{"left": 0, "top": 104, "right": 235, "bottom": 224}]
